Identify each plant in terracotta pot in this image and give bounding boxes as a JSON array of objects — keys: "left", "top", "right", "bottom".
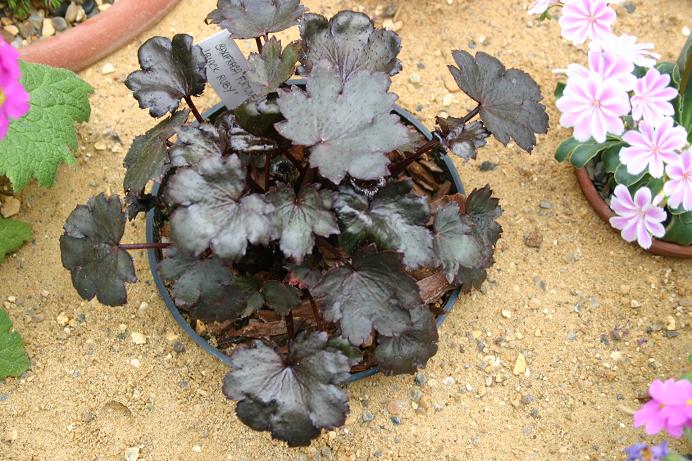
[
  {"left": 59, "top": 0, "right": 548, "bottom": 446},
  {"left": 528, "top": 0, "right": 692, "bottom": 257}
]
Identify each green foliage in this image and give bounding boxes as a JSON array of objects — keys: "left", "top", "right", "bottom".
[
  {"left": 0, "top": 308, "right": 30, "bottom": 379},
  {"left": 1, "top": 0, "right": 61, "bottom": 18},
  {"left": 0, "top": 61, "right": 93, "bottom": 192},
  {"left": 0, "top": 217, "right": 32, "bottom": 262}
]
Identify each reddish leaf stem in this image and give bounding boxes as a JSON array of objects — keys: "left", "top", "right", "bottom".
[
  {"left": 389, "top": 138, "right": 441, "bottom": 176},
  {"left": 459, "top": 105, "right": 480, "bottom": 124},
  {"left": 120, "top": 242, "right": 171, "bottom": 250},
  {"left": 184, "top": 96, "right": 205, "bottom": 124},
  {"left": 263, "top": 154, "right": 271, "bottom": 189},
  {"left": 307, "top": 293, "right": 324, "bottom": 331},
  {"left": 284, "top": 149, "right": 305, "bottom": 174},
  {"left": 285, "top": 312, "right": 295, "bottom": 354},
  {"left": 255, "top": 37, "right": 263, "bottom": 53}
]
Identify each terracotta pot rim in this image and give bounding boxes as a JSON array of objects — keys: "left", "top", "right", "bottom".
[
  {"left": 574, "top": 167, "right": 692, "bottom": 258},
  {"left": 19, "top": 0, "right": 182, "bottom": 72}
]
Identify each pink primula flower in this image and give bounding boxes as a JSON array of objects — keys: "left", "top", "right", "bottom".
[
  {"left": 556, "top": 72, "right": 630, "bottom": 142},
  {"left": 0, "top": 39, "right": 30, "bottom": 140},
  {"left": 528, "top": 0, "right": 559, "bottom": 15},
  {"left": 609, "top": 185, "right": 666, "bottom": 249},
  {"left": 620, "top": 117, "right": 688, "bottom": 178},
  {"left": 567, "top": 50, "right": 636, "bottom": 91},
  {"left": 664, "top": 148, "right": 692, "bottom": 211},
  {"left": 631, "top": 68, "right": 679, "bottom": 127},
  {"left": 559, "top": 0, "right": 616, "bottom": 45},
  {"left": 591, "top": 33, "right": 660, "bottom": 68},
  {"left": 634, "top": 378, "right": 692, "bottom": 438}
]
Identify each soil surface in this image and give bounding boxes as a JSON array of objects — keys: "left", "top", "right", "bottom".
[{"left": 1, "top": 0, "right": 691, "bottom": 460}]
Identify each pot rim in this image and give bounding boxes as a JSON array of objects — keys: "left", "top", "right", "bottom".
[
  {"left": 146, "top": 95, "right": 465, "bottom": 382},
  {"left": 574, "top": 167, "right": 692, "bottom": 259},
  {"left": 19, "top": 0, "right": 182, "bottom": 72}
]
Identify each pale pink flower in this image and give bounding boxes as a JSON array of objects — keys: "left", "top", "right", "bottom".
[
  {"left": 664, "top": 148, "right": 692, "bottom": 211},
  {"left": 559, "top": 0, "right": 616, "bottom": 45},
  {"left": 591, "top": 33, "right": 660, "bottom": 68},
  {"left": 631, "top": 68, "right": 679, "bottom": 127},
  {"left": 620, "top": 117, "right": 687, "bottom": 178},
  {"left": 633, "top": 378, "right": 692, "bottom": 438},
  {"left": 609, "top": 185, "right": 666, "bottom": 249},
  {"left": 556, "top": 72, "right": 630, "bottom": 142},
  {"left": 528, "top": 0, "right": 558, "bottom": 15},
  {"left": 567, "top": 50, "right": 636, "bottom": 91}
]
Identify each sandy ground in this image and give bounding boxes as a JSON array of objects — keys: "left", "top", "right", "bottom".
[{"left": 1, "top": 0, "right": 691, "bottom": 459}]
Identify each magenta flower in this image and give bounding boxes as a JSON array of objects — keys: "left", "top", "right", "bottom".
[
  {"left": 620, "top": 117, "right": 688, "bottom": 178},
  {"left": 664, "top": 148, "right": 692, "bottom": 211},
  {"left": 631, "top": 68, "right": 679, "bottom": 127},
  {"left": 609, "top": 185, "right": 666, "bottom": 249},
  {"left": 556, "top": 72, "right": 630, "bottom": 142},
  {"left": 559, "top": 0, "right": 616, "bottom": 45},
  {"left": 633, "top": 378, "right": 692, "bottom": 437},
  {"left": 528, "top": 0, "right": 558, "bottom": 15},
  {"left": 567, "top": 50, "right": 635, "bottom": 91},
  {"left": 0, "top": 39, "right": 29, "bottom": 140},
  {"left": 592, "top": 33, "right": 660, "bottom": 68}
]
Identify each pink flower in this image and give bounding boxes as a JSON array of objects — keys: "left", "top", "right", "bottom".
[
  {"left": 609, "top": 185, "right": 666, "bottom": 249},
  {"left": 664, "top": 148, "right": 692, "bottom": 211},
  {"left": 0, "top": 38, "right": 29, "bottom": 140},
  {"left": 591, "top": 33, "right": 660, "bottom": 68},
  {"left": 631, "top": 68, "right": 679, "bottom": 127},
  {"left": 559, "top": 0, "right": 616, "bottom": 45},
  {"left": 556, "top": 72, "right": 630, "bottom": 142},
  {"left": 567, "top": 50, "right": 636, "bottom": 91},
  {"left": 620, "top": 117, "right": 688, "bottom": 178},
  {"left": 633, "top": 378, "right": 692, "bottom": 438},
  {"left": 528, "top": 0, "right": 558, "bottom": 15}
]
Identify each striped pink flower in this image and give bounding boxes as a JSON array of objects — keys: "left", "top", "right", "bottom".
[
  {"left": 609, "top": 185, "right": 666, "bottom": 249},
  {"left": 591, "top": 33, "right": 660, "bottom": 68},
  {"left": 528, "top": 0, "right": 559, "bottom": 15},
  {"left": 559, "top": 0, "right": 616, "bottom": 45},
  {"left": 567, "top": 50, "right": 636, "bottom": 91},
  {"left": 631, "top": 68, "right": 679, "bottom": 127},
  {"left": 620, "top": 117, "right": 687, "bottom": 178},
  {"left": 664, "top": 148, "right": 692, "bottom": 211}
]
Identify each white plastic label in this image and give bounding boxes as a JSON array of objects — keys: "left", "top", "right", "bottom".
[{"left": 197, "top": 31, "right": 256, "bottom": 110}]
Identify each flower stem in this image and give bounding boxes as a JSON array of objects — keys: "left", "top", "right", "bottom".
[
  {"left": 184, "top": 96, "right": 205, "bottom": 124},
  {"left": 120, "top": 242, "right": 171, "bottom": 250}
]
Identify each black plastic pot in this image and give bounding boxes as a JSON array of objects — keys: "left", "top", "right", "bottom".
[{"left": 146, "top": 89, "right": 465, "bottom": 382}]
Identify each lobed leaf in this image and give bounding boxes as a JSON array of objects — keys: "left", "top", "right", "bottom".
[
  {"left": 0, "top": 309, "right": 31, "bottom": 379},
  {"left": 216, "top": 112, "right": 278, "bottom": 157},
  {"left": 275, "top": 64, "right": 411, "bottom": 184},
  {"left": 247, "top": 37, "right": 300, "bottom": 97},
  {"left": 262, "top": 280, "right": 301, "bottom": 314},
  {"left": 223, "top": 332, "right": 351, "bottom": 446},
  {"left": 125, "top": 34, "right": 207, "bottom": 118},
  {"left": 0, "top": 217, "right": 32, "bottom": 263},
  {"left": 167, "top": 155, "right": 274, "bottom": 259},
  {"left": 448, "top": 51, "right": 548, "bottom": 152},
  {"left": 194, "top": 275, "right": 264, "bottom": 322},
  {"left": 310, "top": 245, "right": 422, "bottom": 345},
  {"left": 0, "top": 62, "right": 93, "bottom": 192},
  {"left": 268, "top": 184, "right": 339, "bottom": 262},
  {"left": 123, "top": 110, "right": 190, "bottom": 197},
  {"left": 436, "top": 116, "right": 490, "bottom": 161},
  {"left": 206, "top": 0, "right": 305, "bottom": 39},
  {"left": 286, "top": 263, "right": 321, "bottom": 289},
  {"left": 59, "top": 194, "right": 136, "bottom": 306},
  {"left": 334, "top": 180, "right": 434, "bottom": 269},
  {"left": 299, "top": 10, "right": 402, "bottom": 81},
  {"left": 158, "top": 248, "right": 232, "bottom": 307},
  {"left": 374, "top": 308, "right": 438, "bottom": 375}
]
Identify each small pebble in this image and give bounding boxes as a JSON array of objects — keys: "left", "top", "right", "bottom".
[
  {"left": 513, "top": 353, "right": 527, "bottom": 375},
  {"left": 478, "top": 161, "right": 497, "bottom": 171},
  {"left": 442, "top": 376, "right": 455, "bottom": 386},
  {"left": 414, "top": 371, "right": 426, "bottom": 386},
  {"left": 409, "top": 73, "right": 421, "bottom": 85},
  {"left": 101, "top": 63, "right": 115, "bottom": 75},
  {"left": 501, "top": 310, "right": 511, "bottom": 319},
  {"left": 131, "top": 332, "right": 147, "bottom": 345},
  {"left": 390, "top": 416, "right": 401, "bottom": 425},
  {"left": 362, "top": 410, "right": 374, "bottom": 423},
  {"left": 539, "top": 200, "right": 552, "bottom": 209},
  {"left": 192, "top": 445, "right": 202, "bottom": 454},
  {"left": 125, "top": 447, "right": 140, "bottom": 461},
  {"left": 173, "top": 341, "right": 185, "bottom": 353},
  {"left": 129, "top": 358, "right": 141, "bottom": 368},
  {"left": 387, "top": 400, "right": 405, "bottom": 416}
]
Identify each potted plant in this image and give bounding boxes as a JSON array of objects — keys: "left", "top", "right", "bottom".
[
  {"left": 528, "top": 0, "right": 692, "bottom": 258},
  {"left": 59, "top": 0, "right": 548, "bottom": 446}
]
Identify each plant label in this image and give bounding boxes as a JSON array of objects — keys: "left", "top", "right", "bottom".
[{"left": 198, "top": 31, "right": 256, "bottom": 110}]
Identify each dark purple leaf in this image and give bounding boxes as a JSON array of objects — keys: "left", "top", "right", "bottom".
[
  {"left": 247, "top": 37, "right": 300, "bottom": 97},
  {"left": 125, "top": 35, "right": 207, "bottom": 118},
  {"left": 169, "top": 123, "right": 224, "bottom": 167},
  {"left": 286, "top": 263, "right": 321, "bottom": 289},
  {"left": 374, "top": 308, "right": 438, "bottom": 375},
  {"left": 275, "top": 64, "right": 412, "bottom": 184},
  {"left": 167, "top": 154, "right": 274, "bottom": 259},
  {"left": 158, "top": 248, "right": 232, "bottom": 307},
  {"left": 206, "top": 0, "right": 305, "bottom": 39},
  {"left": 436, "top": 116, "right": 490, "bottom": 161},
  {"left": 448, "top": 51, "right": 548, "bottom": 152},
  {"left": 267, "top": 184, "right": 339, "bottom": 262},
  {"left": 193, "top": 275, "right": 264, "bottom": 322},
  {"left": 222, "top": 332, "right": 350, "bottom": 446},
  {"left": 262, "top": 280, "right": 301, "bottom": 314},
  {"left": 310, "top": 245, "right": 422, "bottom": 345},
  {"left": 334, "top": 180, "right": 433, "bottom": 269},
  {"left": 216, "top": 112, "right": 279, "bottom": 156},
  {"left": 59, "top": 194, "right": 136, "bottom": 306},
  {"left": 299, "top": 10, "right": 401, "bottom": 81}
]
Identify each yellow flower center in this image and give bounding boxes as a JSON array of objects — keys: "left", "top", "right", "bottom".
[
  {"left": 687, "top": 398, "right": 692, "bottom": 406},
  {"left": 0, "top": 89, "right": 5, "bottom": 108}
]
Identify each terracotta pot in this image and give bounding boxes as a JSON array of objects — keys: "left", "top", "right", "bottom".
[
  {"left": 575, "top": 167, "right": 692, "bottom": 258},
  {"left": 20, "top": 0, "right": 182, "bottom": 72},
  {"left": 145, "top": 90, "right": 465, "bottom": 382}
]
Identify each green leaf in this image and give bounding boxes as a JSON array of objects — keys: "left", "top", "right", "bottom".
[
  {"left": 555, "top": 137, "right": 581, "bottom": 162},
  {"left": 677, "top": 34, "right": 692, "bottom": 138},
  {"left": 0, "top": 309, "right": 30, "bottom": 379},
  {"left": 571, "top": 140, "right": 620, "bottom": 168},
  {"left": 0, "top": 61, "right": 93, "bottom": 192},
  {"left": 247, "top": 37, "right": 300, "bottom": 97},
  {"left": 0, "top": 217, "right": 32, "bottom": 262},
  {"left": 554, "top": 81, "right": 566, "bottom": 99},
  {"left": 663, "top": 211, "right": 692, "bottom": 245},
  {"left": 602, "top": 144, "right": 622, "bottom": 173},
  {"left": 615, "top": 163, "right": 647, "bottom": 186}
]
